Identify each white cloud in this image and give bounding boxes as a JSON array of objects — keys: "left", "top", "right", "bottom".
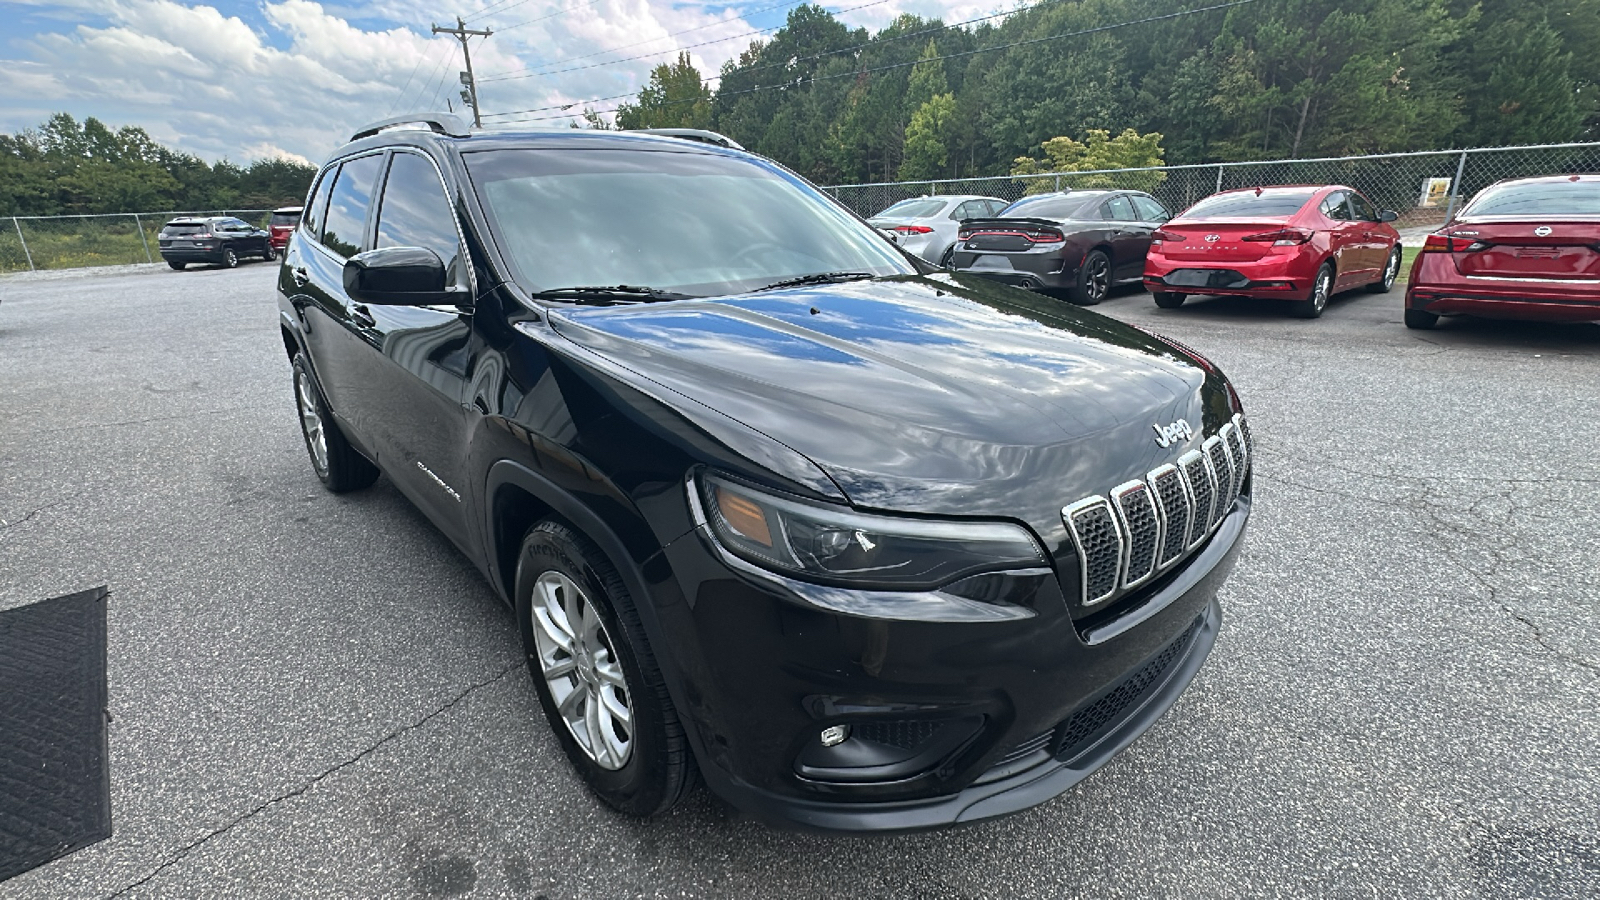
[{"left": 0, "top": 0, "right": 989, "bottom": 163}]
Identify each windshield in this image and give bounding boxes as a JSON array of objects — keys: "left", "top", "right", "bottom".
[
  {"left": 1183, "top": 189, "right": 1317, "bottom": 219},
  {"left": 1464, "top": 180, "right": 1600, "bottom": 217},
  {"left": 465, "top": 148, "right": 914, "bottom": 297},
  {"left": 997, "top": 193, "right": 1103, "bottom": 219},
  {"left": 873, "top": 198, "right": 947, "bottom": 219}
]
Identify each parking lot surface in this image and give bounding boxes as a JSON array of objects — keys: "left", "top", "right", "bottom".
[{"left": 2, "top": 265, "right": 1597, "bottom": 899}]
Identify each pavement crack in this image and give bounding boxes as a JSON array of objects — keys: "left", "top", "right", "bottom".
[
  {"left": 0, "top": 499, "right": 67, "bottom": 537},
  {"left": 103, "top": 662, "right": 520, "bottom": 899}
]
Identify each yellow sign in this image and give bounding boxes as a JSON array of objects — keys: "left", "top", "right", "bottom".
[{"left": 1418, "top": 177, "right": 1452, "bottom": 208}]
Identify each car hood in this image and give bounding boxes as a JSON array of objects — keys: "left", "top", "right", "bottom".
[{"left": 547, "top": 274, "right": 1231, "bottom": 532}]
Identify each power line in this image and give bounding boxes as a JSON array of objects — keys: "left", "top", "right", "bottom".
[
  {"left": 475, "top": 0, "right": 808, "bottom": 82},
  {"left": 465, "top": 0, "right": 536, "bottom": 22},
  {"left": 479, "top": 0, "right": 891, "bottom": 86},
  {"left": 386, "top": 39, "right": 440, "bottom": 117},
  {"left": 489, "top": 0, "right": 1262, "bottom": 124},
  {"left": 494, "top": 0, "right": 609, "bottom": 33}
]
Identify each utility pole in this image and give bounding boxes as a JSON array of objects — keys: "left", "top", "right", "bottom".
[{"left": 431, "top": 16, "right": 491, "bottom": 128}]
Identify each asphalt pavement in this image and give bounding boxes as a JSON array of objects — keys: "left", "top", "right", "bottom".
[{"left": 1, "top": 264, "right": 1597, "bottom": 899}]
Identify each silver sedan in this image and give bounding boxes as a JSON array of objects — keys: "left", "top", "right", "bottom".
[{"left": 868, "top": 195, "right": 1009, "bottom": 265}]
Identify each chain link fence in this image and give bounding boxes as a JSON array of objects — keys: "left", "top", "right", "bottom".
[
  {"left": 820, "top": 142, "right": 1600, "bottom": 236},
  {"left": 0, "top": 210, "right": 275, "bottom": 274}
]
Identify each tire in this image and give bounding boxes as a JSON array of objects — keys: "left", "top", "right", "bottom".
[
  {"left": 1153, "top": 291, "right": 1186, "bottom": 309},
  {"left": 516, "top": 521, "right": 693, "bottom": 817},
  {"left": 1367, "top": 247, "right": 1401, "bottom": 293},
  {"left": 263, "top": 244, "right": 278, "bottom": 262},
  {"left": 167, "top": 260, "right": 186, "bottom": 271},
  {"left": 1404, "top": 308, "right": 1439, "bottom": 330},
  {"left": 222, "top": 247, "right": 239, "bottom": 269},
  {"left": 291, "top": 355, "right": 379, "bottom": 492},
  {"left": 1068, "top": 249, "right": 1112, "bottom": 305},
  {"left": 1293, "top": 263, "right": 1335, "bottom": 319},
  {"left": 938, "top": 244, "right": 956, "bottom": 268}
]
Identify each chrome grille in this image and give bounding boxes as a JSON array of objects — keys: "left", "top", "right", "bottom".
[{"left": 1061, "top": 415, "right": 1251, "bottom": 608}]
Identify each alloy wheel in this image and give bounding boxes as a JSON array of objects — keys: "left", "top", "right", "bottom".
[
  {"left": 295, "top": 372, "right": 328, "bottom": 473},
  {"left": 531, "top": 570, "right": 634, "bottom": 770},
  {"left": 1313, "top": 269, "right": 1331, "bottom": 312},
  {"left": 1383, "top": 250, "right": 1399, "bottom": 289},
  {"left": 1085, "top": 254, "right": 1110, "bottom": 302}
]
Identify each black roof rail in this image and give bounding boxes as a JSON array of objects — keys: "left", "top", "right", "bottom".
[
  {"left": 629, "top": 128, "right": 745, "bottom": 151},
  {"left": 350, "top": 112, "right": 472, "bottom": 142}
]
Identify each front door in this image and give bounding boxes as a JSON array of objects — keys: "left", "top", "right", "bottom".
[{"left": 1102, "top": 194, "right": 1149, "bottom": 281}]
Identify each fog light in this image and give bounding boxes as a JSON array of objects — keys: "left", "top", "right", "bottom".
[{"left": 819, "top": 724, "right": 851, "bottom": 747}]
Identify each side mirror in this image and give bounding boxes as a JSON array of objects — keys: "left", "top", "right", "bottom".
[
  {"left": 343, "top": 246, "right": 451, "bottom": 306},
  {"left": 1378, "top": 209, "right": 1399, "bottom": 223}
]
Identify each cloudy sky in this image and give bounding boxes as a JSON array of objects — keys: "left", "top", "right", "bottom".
[{"left": 0, "top": 0, "right": 1000, "bottom": 165}]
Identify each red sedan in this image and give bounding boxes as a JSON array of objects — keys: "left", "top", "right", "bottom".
[
  {"left": 1405, "top": 175, "right": 1600, "bottom": 329},
  {"left": 268, "top": 206, "right": 302, "bottom": 253},
  {"left": 1143, "top": 185, "right": 1402, "bottom": 318}
]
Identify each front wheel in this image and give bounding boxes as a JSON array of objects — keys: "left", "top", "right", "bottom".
[
  {"left": 222, "top": 247, "right": 239, "bottom": 268},
  {"left": 1153, "top": 291, "right": 1186, "bottom": 309},
  {"left": 1068, "top": 249, "right": 1112, "bottom": 305},
  {"left": 291, "top": 355, "right": 378, "bottom": 492},
  {"left": 1404, "top": 308, "right": 1439, "bottom": 330},
  {"left": 516, "top": 521, "right": 693, "bottom": 817},
  {"left": 263, "top": 244, "right": 278, "bottom": 262},
  {"left": 1293, "top": 264, "right": 1334, "bottom": 318},
  {"left": 1367, "top": 247, "right": 1401, "bottom": 293}
]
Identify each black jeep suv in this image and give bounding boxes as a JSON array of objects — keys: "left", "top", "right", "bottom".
[
  {"left": 159, "top": 216, "right": 275, "bottom": 269},
  {"left": 277, "top": 114, "right": 1252, "bottom": 832}
]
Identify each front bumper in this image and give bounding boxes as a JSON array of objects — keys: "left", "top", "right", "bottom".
[{"left": 653, "top": 494, "right": 1248, "bottom": 832}]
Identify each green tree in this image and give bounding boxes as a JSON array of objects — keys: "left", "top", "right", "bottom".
[
  {"left": 1011, "top": 128, "right": 1166, "bottom": 191},
  {"left": 900, "top": 93, "right": 957, "bottom": 180},
  {"left": 616, "top": 52, "right": 713, "bottom": 130}
]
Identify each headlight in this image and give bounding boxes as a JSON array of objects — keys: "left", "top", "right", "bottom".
[{"left": 695, "top": 473, "right": 1045, "bottom": 590}]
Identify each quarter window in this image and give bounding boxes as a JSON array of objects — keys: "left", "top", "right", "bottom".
[
  {"left": 321, "top": 154, "right": 384, "bottom": 259},
  {"left": 376, "top": 152, "right": 466, "bottom": 287}
]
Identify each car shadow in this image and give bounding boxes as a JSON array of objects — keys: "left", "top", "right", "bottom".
[{"left": 1408, "top": 314, "right": 1600, "bottom": 351}]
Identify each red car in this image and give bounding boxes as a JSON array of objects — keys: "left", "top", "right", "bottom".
[
  {"left": 1405, "top": 175, "right": 1600, "bottom": 329},
  {"left": 268, "top": 206, "right": 302, "bottom": 253},
  {"left": 1144, "top": 185, "right": 1402, "bottom": 318}
]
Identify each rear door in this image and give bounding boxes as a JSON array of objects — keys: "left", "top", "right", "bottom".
[{"left": 347, "top": 149, "right": 476, "bottom": 546}]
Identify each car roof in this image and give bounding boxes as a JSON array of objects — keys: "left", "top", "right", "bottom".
[
  {"left": 335, "top": 114, "right": 749, "bottom": 162},
  {"left": 273, "top": 206, "right": 303, "bottom": 214}
]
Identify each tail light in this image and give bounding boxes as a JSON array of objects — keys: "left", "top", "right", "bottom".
[
  {"left": 893, "top": 225, "right": 934, "bottom": 235},
  {"left": 1421, "top": 233, "right": 1487, "bottom": 253},
  {"left": 955, "top": 228, "right": 1063, "bottom": 244},
  {"left": 1242, "top": 228, "right": 1312, "bottom": 245},
  {"left": 1024, "top": 229, "right": 1063, "bottom": 243},
  {"left": 1151, "top": 230, "right": 1185, "bottom": 243}
]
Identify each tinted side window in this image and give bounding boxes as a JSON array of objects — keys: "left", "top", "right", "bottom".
[
  {"left": 1321, "top": 192, "right": 1352, "bottom": 221},
  {"left": 377, "top": 152, "right": 465, "bottom": 287},
  {"left": 951, "top": 200, "right": 983, "bottom": 220},
  {"left": 321, "top": 154, "right": 384, "bottom": 259},
  {"left": 303, "top": 169, "right": 335, "bottom": 239},
  {"left": 1131, "top": 195, "right": 1169, "bottom": 221},
  {"left": 1104, "top": 195, "right": 1136, "bottom": 221},
  {"left": 984, "top": 200, "right": 1006, "bottom": 216},
  {"left": 1347, "top": 192, "right": 1377, "bottom": 221}
]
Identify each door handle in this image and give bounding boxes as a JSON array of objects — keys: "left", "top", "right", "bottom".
[
  {"left": 350, "top": 304, "right": 376, "bottom": 329},
  {"left": 291, "top": 266, "right": 309, "bottom": 287}
]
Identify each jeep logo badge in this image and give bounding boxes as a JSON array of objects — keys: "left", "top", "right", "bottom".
[{"left": 1152, "top": 419, "right": 1194, "bottom": 448}]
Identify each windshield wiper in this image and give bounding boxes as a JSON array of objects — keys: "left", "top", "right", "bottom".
[
  {"left": 530, "top": 285, "right": 693, "bottom": 303},
  {"left": 751, "top": 272, "right": 877, "bottom": 293}
]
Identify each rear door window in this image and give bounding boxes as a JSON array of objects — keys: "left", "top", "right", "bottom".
[
  {"left": 376, "top": 151, "right": 466, "bottom": 288},
  {"left": 1320, "top": 192, "right": 1353, "bottom": 221},
  {"left": 952, "top": 200, "right": 985, "bottom": 220},
  {"left": 321, "top": 153, "right": 385, "bottom": 259},
  {"left": 1104, "top": 195, "right": 1137, "bottom": 221},
  {"left": 303, "top": 169, "right": 336, "bottom": 240}
]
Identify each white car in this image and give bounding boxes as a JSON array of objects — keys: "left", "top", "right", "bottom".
[{"left": 869, "top": 195, "right": 1009, "bottom": 265}]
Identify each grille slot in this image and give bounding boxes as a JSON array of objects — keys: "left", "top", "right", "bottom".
[
  {"left": 1204, "top": 436, "right": 1233, "bottom": 527},
  {"left": 1053, "top": 616, "right": 1203, "bottom": 761},
  {"left": 1236, "top": 413, "right": 1253, "bottom": 461},
  {"left": 1063, "top": 497, "right": 1123, "bottom": 607},
  {"left": 1110, "top": 481, "right": 1160, "bottom": 588},
  {"left": 993, "top": 729, "right": 1054, "bottom": 768},
  {"left": 1148, "top": 465, "right": 1191, "bottom": 568},
  {"left": 1178, "top": 451, "right": 1215, "bottom": 547}
]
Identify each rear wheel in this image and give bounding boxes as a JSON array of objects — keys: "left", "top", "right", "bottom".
[
  {"left": 1068, "top": 249, "right": 1112, "bottom": 305},
  {"left": 262, "top": 244, "right": 278, "bottom": 262},
  {"left": 1404, "top": 308, "right": 1439, "bottom": 330},
  {"left": 1293, "top": 263, "right": 1334, "bottom": 318},
  {"left": 1367, "top": 247, "right": 1401, "bottom": 293},
  {"left": 938, "top": 244, "right": 956, "bottom": 268},
  {"left": 222, "top": 247, "right": 239, "bottom": 269},
  {"left": 167, "top": 260, "right": 186, "bottom": 271},
  {"left": 516, "top": 521, "right": 693, "bottom": 817},
  {"left": 291, "top": 355, "right": 378, "bottom": 492},
  {"left": 1153, "top": 291, "right": 1186, "bottom": 309}
]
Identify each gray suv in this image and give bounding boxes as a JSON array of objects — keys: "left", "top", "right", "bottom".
[{"left": 157, "top": 216, "right": 275, "bottom": 270}]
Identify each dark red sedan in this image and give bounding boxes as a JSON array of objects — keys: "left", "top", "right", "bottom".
[
  {"left": 1405, "top": 175, "right": 1600, "bottom": 329},
  {"left": 268, "top": 206, "right": 302, "bottom": 253},
  {"left": 1143, "top": 185, "right": 1402, "bottom": 318}
]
